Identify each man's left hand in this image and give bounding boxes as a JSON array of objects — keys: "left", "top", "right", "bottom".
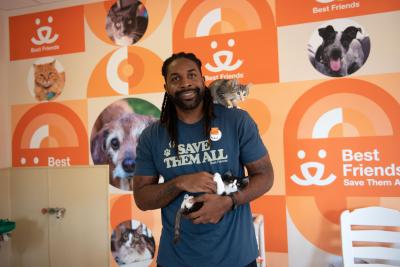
[{"left": 186, "top": 194, "right": 232, "bottom": 224}]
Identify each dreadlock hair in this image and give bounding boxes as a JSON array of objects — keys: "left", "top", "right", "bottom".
[{"left": 160, "top": 52, "right": 215, "bottom": 153}]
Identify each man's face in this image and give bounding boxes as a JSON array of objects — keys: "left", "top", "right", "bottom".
[{"left": 164, "top": 57, "right": 205, "bottom": 110}]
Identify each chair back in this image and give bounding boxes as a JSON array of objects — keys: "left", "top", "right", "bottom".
[{"left": 340, "top": 206, "right": 400, "bottom": 267}]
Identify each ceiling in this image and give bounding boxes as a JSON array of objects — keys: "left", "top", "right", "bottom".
[{"left": 0, "top": 0, "right": 93, "bottom": 11}]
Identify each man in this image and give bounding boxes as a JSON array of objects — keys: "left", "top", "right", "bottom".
[{"left": 134, "top": 52, "right": 274, "bottom": 267}]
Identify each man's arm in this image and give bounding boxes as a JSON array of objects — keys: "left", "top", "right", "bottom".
[
  {"left": 233, "top": 153, "right": 274, "bottom": 206},
  {"left": 133, "top": 172, "right": 217, "bottom": 211}
]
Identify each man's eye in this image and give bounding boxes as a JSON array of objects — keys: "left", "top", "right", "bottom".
[
  {"left": 188, "top": 73, "right": 196, "bottom": 79},
  {"left": 171, "top": 76, "right": 179, "bottom": 82}
]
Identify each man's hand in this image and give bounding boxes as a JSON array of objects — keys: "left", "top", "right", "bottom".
[
  {"left": 186, "top": 194, "right": 232, "bottom": 224},
  {"left": 176, "top": 172, "right": 217, "bottom": 193}
]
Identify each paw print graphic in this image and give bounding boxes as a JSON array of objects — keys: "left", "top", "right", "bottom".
[{"left": 164, "top": 148, "right": 171, "bottom": 157}]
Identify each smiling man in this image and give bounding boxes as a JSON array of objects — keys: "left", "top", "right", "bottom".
[{"left": 133, "top": 52, "right": 274, "bottom": 267}]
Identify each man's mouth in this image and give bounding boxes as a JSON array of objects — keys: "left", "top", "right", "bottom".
[{"left": 176, "top": 89, "right": 198, "bottom": 100}]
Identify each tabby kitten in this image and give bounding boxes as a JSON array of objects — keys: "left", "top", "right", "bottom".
[
  {"left": 174, "top": 172, "right": 249, "bottom": 244},
  {"left": 116, "top": 224, "right": 155, "bottom": 264},
  {"left": 33, "top": 60, "right": 65, "bottom": 101},
  {"left": 106, "top": 0, "right": 148, "bottom": 46},
  {"left": 209, "top": 78, "right": 251, "bottom": 108}
]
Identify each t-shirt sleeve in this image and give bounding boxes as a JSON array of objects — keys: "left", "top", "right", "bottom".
[
  {"left": 238, "top": 111, "right": 267, "bottom": 164},
  {"left": 135, "top": 126, "right": 158, "bottom": 177}
]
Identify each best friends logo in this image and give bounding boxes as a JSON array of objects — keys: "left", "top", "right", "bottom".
[
  {"left": 173, "top": 0, "right": 278, "bottom": 84},
  {"left": 31, "top": 16, "right": 59, "bottom": 46},
  {"left": 284, "top": 78, "right": 400, "bottom": 197},
  {"left": 9, "top": 6, "right": 85, "bottom": 60},
  {"left": 276, "top": 0, "right": 400, "bottom": 26}
]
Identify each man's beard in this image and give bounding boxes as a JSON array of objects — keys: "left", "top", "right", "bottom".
[{"left": 167, "top": 87, "right": 204, "bottom": 110}]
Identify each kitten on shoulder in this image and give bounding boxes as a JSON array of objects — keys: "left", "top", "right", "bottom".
[{"left": 209, "top": 79, "right": 251, "bottom": 108}]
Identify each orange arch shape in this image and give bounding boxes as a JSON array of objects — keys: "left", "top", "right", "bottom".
[{"left": 12, "top": 102, "right": 88, "bottom": 167}]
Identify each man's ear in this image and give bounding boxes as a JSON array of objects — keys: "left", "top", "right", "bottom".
[{"left": 164, "top": 83, "right": 167, "bottom": 91}]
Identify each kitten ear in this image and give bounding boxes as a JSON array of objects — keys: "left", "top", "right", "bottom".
[
  {"left": 231, "top": 79, "right": 239, "bottom": 86},
  {"left": 136, "top": 223, "right": 143, "bottom": 234}
]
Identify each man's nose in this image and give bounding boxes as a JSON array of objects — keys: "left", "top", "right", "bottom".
[{"left": 179, "top": 77, "right": 192, "bottom": 89}]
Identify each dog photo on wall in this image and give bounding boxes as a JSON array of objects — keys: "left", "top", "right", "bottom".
[
  {"left": 91, "top": 98, "right": 159, "bottom": 191},
  {"left": 308, "top": 19, "right": 371, "bottom": 77}
]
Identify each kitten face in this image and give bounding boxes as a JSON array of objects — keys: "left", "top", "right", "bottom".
[{"left": 209, "top": 79, "right": 251, "bottom": 108}]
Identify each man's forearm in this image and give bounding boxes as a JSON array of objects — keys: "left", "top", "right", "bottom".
[
  {"left": 235, "top": 172, "right": 273, "bottom": 206},
  {"left": 134, "top": 178, "right": 182, "bottom": 211},
  {"left": 234, "top": 155, "right": 274, "bottom": 206}
]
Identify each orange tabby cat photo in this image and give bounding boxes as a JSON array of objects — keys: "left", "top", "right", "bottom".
[{"left": 32, "top": 58, "right": 65, "bottom": 101}]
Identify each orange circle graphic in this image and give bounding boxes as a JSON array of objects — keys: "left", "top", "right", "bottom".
[
  {"left": 240, "top": 98, "right": 271, "bottom": 135},
  {"left": 87, "top": 46, "right": 164, "bottom": 97}
]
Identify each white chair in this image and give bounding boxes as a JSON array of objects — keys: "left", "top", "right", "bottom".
[
  {"left": 340, "top": 206, "right": 400, "bottom": 267},
  {"left": 253, "top": 214, "right": 266, "bottom": 267}
]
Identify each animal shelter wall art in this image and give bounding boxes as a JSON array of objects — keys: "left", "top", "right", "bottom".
[
  {"left": 172, "top": 0, "right": 279, "bottom": 84},
  {"left": 9, "top": 6, "right": 85, "bottom": 60},
  {"left": 5, "top": 0, "right": 400, "bottom": 266}
]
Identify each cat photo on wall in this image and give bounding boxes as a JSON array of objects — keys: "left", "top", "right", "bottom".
[
  {"left": 27, "top": 57, "right": 65, "bottom": 102},
  {"left": 111, "top": 220, "right": 156, "bottom": 266},
  {"left": 105, "top": 0, "right": 149, "bottom": 46}
]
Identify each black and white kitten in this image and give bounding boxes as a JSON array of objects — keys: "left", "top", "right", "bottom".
[
  {"left": 115, "top": 223, "right": 155, "bottom": 264},
  {"left": 209, "top": 79, "right": 251, "bottom": 108},
  {"left": 174, "top": 172, "right": 249, "bottom": 244},
  {"left": 106, "top": 0, "right": 148, "bottom": 46}
]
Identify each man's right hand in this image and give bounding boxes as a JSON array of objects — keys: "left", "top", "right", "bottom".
[{"left": 176, "top": 172, "right": 216, "bottom": 193}]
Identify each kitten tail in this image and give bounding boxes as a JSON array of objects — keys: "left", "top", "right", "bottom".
[{"left": 173, "top": 210, "right": 183, "bottom": 244}]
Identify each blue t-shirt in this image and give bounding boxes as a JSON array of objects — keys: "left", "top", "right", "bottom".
[{"left": 135, "top": 104, "right": 267, "bottom": 267}]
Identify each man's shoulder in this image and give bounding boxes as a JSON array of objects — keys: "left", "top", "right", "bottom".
[{"left": 213, "top": 103, "right": 250, "bottom": 121}]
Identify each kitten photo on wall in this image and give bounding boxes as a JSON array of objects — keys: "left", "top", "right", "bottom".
[
  {"left": 308, "top": 18, "right": 370, "bottom": 77},
  {"left": 27, "top": 57, "right": 65, "bottom": 102},
  {"left": 111, "top": 220, "right": 156, "bottom": 266},
  {"left": 105, "top": 0, "right": 149, "bottom": 46}
]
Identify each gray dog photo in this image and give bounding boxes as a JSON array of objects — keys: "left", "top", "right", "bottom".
[{"left": 308, "top": 19, "right": 371, "bottom": 77}]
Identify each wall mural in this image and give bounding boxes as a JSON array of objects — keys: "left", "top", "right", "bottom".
[{"left": 8, "top": 0, "right": 400, "bottom": 266}]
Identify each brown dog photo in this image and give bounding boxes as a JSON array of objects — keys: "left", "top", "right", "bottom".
[{"left": 91, "top": 99, "right": 158, "bottom": 191}]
